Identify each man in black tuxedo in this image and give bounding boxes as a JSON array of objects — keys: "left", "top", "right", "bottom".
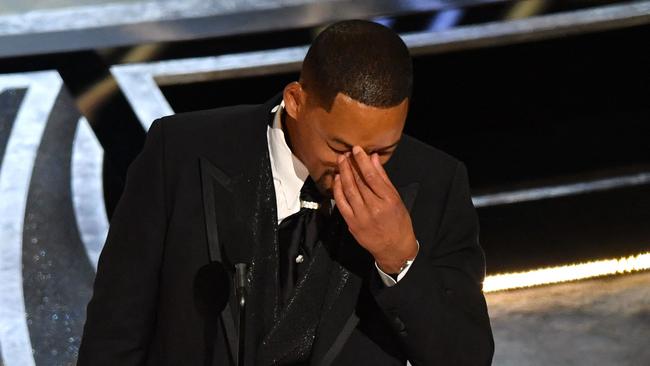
[{"left": 78, "top": 20, "right": 494, "bottom": 365}]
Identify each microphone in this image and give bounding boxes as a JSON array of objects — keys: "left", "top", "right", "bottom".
[
  {"left": 193, "top": 261, "right": 230, "bottom": 315},
  {"left": 234, "top": 262, "right": 247, "bottom": 366},
  {"left": 229, "top": 243, "right": 249, "bottom": 366},
  {"left": 234, "top": 263, "right": 248, "bottom": 308}
]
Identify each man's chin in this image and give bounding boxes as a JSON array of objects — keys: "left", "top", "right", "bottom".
[
  {"left": 314, "top": 174, "right": 335, "bottom": 198},
  {"left": 315, "top": 182, "right": 333, "bottom": 199}
]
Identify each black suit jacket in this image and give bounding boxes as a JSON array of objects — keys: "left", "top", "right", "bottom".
[{"left": 78, "top": 91, "right": 494, "bottom": 365}]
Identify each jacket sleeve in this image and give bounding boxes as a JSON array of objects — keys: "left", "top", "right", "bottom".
[
  {"left": 77, "top": 119, "right": 168, "bottom": 366},
  {"left": 371, "top": 161, "right": 495, "bottom": 365}
]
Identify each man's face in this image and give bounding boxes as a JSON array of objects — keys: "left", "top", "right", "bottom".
[{"left": 283, "top": 82, "right": 409, "bottom": 198}]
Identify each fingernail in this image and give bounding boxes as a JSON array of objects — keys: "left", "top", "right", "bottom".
[
  {"left": 337, "top": 154, "right": 345, "bottom": 163},
  {"left": 353, "top": 146, "right": 363, "bottom": 155}
]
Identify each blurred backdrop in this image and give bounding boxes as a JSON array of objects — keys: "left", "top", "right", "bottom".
[{"left": 0, "top": 0, "right": 649, "bottom": 365}]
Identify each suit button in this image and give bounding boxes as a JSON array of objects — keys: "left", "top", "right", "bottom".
[{"left": 444, "top": 288, "right": 453, "bottom": 295}]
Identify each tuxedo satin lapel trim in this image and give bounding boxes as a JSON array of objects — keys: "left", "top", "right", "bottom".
[
  {"left": 199, "top": 157, "right": 233, "bottom": 262},
  {"left": 398, "top": 182, "right": 420, "bottom": 213},
  {"left": 317, "top": 313, "right": 359, "bottom": 366},
  {"left": 197, "top": 91, "right": 285, "bottom": 366},
  {"left": 309, "top": 262, "right": 360, "bottom": 366},
  {"left": 199, "top": 157, "right": 238, "bottom": 365}
]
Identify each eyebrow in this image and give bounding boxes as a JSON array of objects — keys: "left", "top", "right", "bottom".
[{"left": 331, "top": 137, "right": 401, "bottom": 153}]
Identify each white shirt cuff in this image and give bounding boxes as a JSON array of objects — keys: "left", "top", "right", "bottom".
[{"left": 374, "top": 240, "right": 420, "bottom": 287}]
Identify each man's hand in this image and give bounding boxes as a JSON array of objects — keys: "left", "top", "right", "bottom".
[{"left": 333, "top": 145, "right": 418, "bottom": 274}]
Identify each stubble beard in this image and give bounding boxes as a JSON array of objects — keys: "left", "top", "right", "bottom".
[{"left": 315, "top": 169, "right": 336, "bottom": 199}]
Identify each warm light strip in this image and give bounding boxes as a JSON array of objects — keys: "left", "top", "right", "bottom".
[{"left": 483, "top": 252, "right": 650, "bottom": 293}]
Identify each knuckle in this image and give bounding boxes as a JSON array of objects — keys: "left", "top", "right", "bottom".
[
  {"left": 386, "top": 195, "right": 399, "bottom": 206},
  {"left": 363, "top": 171, "right": 376, "bottom": 181},
  {"left": 353, "top": 174, "right": 363, "bottom": 185}
]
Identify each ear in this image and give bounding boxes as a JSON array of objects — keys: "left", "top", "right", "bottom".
[{"left": 283, "top": 81, "right": 304, "bottom": 121}]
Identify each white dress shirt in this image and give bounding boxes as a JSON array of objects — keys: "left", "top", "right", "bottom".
[{"left": 266, "top": 100, "right": 417, "bottom": 287}]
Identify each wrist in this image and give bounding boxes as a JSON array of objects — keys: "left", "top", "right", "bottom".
[
  {"left": 377, "top": 259, "right": 411, "bottom": 275},
  {"left": 375, "top": 237, "right": 419, "bottom": 274}
]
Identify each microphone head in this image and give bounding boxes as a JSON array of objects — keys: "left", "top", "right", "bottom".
[
  {"left": 193, "top": 261, "right": 230, "bottom": 316},
  {"left": 234, "top": 263, "right": 248, "bottom": 290}
]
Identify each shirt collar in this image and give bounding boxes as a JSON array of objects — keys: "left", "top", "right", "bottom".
[{"left": 268, "top": 99, "right": 310, "bottom": 211}]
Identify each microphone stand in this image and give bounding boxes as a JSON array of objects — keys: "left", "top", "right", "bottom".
[{"left": 234, "top": 263, "right": 248, "bottom": 366}]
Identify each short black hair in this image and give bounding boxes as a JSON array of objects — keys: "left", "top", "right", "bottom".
[{"left": 300, "top": 19, "right": 413, "bottom": 111}]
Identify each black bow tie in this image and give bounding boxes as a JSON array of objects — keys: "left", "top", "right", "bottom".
[{"left": 277, "top": 177, "right": 330, "bottom": 307}]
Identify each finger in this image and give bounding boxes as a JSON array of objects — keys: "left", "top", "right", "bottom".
[
  {"left": 348, "top": 151, "right": 380, "bottom": 204},
  {"left": 332, "top": 174, "right": 354, "bottom": 220},
  {"left": 371, "top": 153, "right": 398, "bottom": 193},
  {"left": 337, "top": 154, "right": 365, "bottom": 213},
  {"left": 351, "top": 146, "right": 391, "bottom": 198}
]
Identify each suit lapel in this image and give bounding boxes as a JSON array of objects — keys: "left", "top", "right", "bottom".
[
  {"left": 199, "top": 157, "right": 238, "bottom": 364},
  {"left": 398, "top": 182, "right": 420, "bottom": 212},
  {"left": 199, "top": 92, "right": 285, "bottom": 365}
]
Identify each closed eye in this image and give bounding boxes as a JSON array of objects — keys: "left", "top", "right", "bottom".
[
  {"left": 327, "top": 141, "right": 396, "bottom": 156},
  {"left": 327, "top": 143, "right": 349, "bottom": 154}
]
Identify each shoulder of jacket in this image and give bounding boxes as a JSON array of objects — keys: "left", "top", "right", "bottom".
[
  {"left": 156, "top": 103, "right": 260, "bottom": 133},
  {"left": 398, "top": 133, "right": 461, "bottom": 172}
]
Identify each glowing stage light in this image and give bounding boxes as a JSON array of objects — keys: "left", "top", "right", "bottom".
[{"left": 483, "top": 252, "right": 650, "bottom": 293}]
